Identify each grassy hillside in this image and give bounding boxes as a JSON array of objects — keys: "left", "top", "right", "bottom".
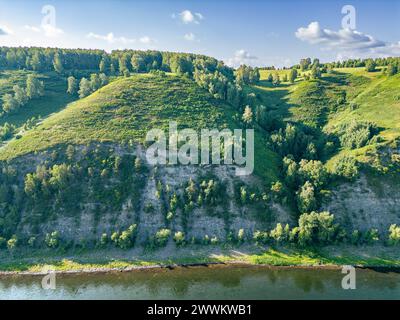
[
  {"left": 0, "top": 73, "right": 280, "bottom": 183},
  {"left": 248, "top": 68, "right": 400, "bottom": 169},
  {"left": 0, "top": 70, "right": 77, "bottom": 128}
]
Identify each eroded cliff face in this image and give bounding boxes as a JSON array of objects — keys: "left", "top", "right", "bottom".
[
  {"left": 12, "top": 144, "right": 293, "bottom": 243},
  {"left": 322, "top": 174, "right": 400, "bottom": 233}
]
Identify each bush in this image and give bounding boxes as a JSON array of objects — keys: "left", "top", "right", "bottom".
[
  {"left": 28, "top": 236, "right": 37, "bottom": 248},
  {"left": 7, "top": 235, "right": 18, "bottom": 250},
  {"left": 270, "top": 223, "right": 290, "bottom": 243},
  {"left": 45, "top": 231, "right": 60, "bottom": 248},
  {"left": 332, "top": 154, "right": 359, "bottom": 180},
  {"left": 117, "top": 224, "right": 137, "bottom": 249},
  {"left": 336, "top": 120, "right": 378, "bottom": 149},
  {"left": 154, "top": 228, "right": 171, "bottom": 247},
  {"left": 100, "top": 233, "right": 108, "bottom": 247},
  {"left": 297, "top": 211, "right": 338, "bottom": 246},
  {"left": 350, "top": 230, "right": 362, "bottom": 245},
  {"left": 253, "top": 230, "right": 269, "bottom": 245},
  {"left": 388, "top": 224, "right": 400, "bottom": 245},
  {"left": 210, "top": 236, "right": 219, "bottom": 245},
  {"left": 364, "top": 228, "right": 379, "bottom": 244},
  {"left": 173, "top": 231, "right": 185, "bottom": 246},
  {"left": 296, "top": 181, "right": 317, "bottom": 213},
  {"left": 237, "top": 229, "right": 245, "bottom": 243}
]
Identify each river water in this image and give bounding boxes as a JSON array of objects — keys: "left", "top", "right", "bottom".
[{"left": 0, "top": 266, "right": 399, "bottom": 300}]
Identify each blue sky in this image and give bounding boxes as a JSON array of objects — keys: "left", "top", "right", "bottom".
[{"left": 0, "top": 0, "right": 399, "bottom": 67}]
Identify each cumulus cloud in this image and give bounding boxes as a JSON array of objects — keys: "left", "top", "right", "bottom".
[
  {"left": 295, "top": 21, "right": 400, "bottom": 57},
  {"left": 87, "top": 32, "right": 136, "bottom": 44},
  {"left": 87, "top": 32, "right": 155, "bottom": 46},
  {"left": 184, "top": 32, "right": 196, "bottom": 41},
  {"left": 139, "top": 36, "right": 154, "bottom": 44},
  {"left": 173, "top": 10, "right": 204, "bottom": 24},
  {"left": 24, "top": 25, "right": 41, "bottom": 33},
  {"left": 0, "top": 25, "right": 13, "bottom": 35},
  {"left": 23, "top": 23, "right": 64, "bottom": 38},
  {"left": 42, "top": 24, "right": 64, "bottom": 38},
  {"left": 226, "top": 49, "right": 258, "bottom": 67}
]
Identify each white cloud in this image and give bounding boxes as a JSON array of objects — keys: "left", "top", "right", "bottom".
[
  {"left": 295, "top": 21, "right": 400, "bottom": 57},
  {"left": 175, "top": 10, "right": 204, "bottom": 24},
  {"left": 24, "top": 25, "right": 41, "bottom": 33},
  {"left": 42, "top": 24, "right": 64, "bottom": 38},
  {"left": 23, "top": 23, "right": 64, "bottom": 38},
  {"left": 226, "top": 49, "right": 258, "bottom": 67},
  {"left": 86, "top": 32, "right": 155, "bottom": 47},
  {"left": 184, "top": 32, "right": 196, "bottom": 41},
  {"left": 139, "top": 36, "right": 153, "bottom": 44},
  {"left": 0, "top": 25, "right": 13, "bottom": 35},
  {"left": 86, "top": 32, "right": 136, "bottom": 44}
]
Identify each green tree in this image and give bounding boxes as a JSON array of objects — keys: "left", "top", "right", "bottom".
[
  {"left": 173, "top": 231, "right": 185, "bottom": 246},
  {"left": 154, "top": 228, "right": 171, "bottom": 247},
  {"left": 387, "top": 64, "right": 398, "bottom": 76},
  {"left": 45, "top": 231, "right": 60, "bottom": 248},
  {"left": 365, "top": 59, "right": 376, "bottom": 72},
  {"left": 298, "top": 211, "right": 337, "bottom": 246},
  {"left": 78, "top": 77, "right": 92, "bottom": 98},
  {"left": 90, "top": 74, "right": 102, "bottom": 91},
  {"left": 26, "top": 74, "right": 44, "bottom": 99},
  {"left": 2, "top": 93, "right": 19, "bottom": 113},
  {"left": 53, "top": 52, "right": 64, "bottom": 73},
  {"left": 297, "top": 181, "right": 317, "bottom": 213},
  {"left": 242, "top": 105, "right": 253, "bottom": 125},
  {"left": 13, "top": 85, "right": 28, "bottom": 106},
  {"left": 388, "top": 224, "right": 400, "bottom": 245},
  {"left": 7, "top": 235, "right": 18, "bottom": 251},
  {"left": 289, "top": 68, "right": 298, "bottom": 83},
  {"left": 67, "top": 76, "right": 78, "bottom": 95}
]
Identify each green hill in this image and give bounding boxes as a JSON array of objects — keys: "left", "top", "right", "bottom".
[{"left": 0, "top": 73, "right": 280, "bottom": 183}]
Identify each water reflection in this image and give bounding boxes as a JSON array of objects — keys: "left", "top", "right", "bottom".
[{"left": 0, "top": 266, "right": 399, "bottom": 299}]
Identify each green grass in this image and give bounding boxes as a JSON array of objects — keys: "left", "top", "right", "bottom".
[
  {"left": 1, "top": 246, "right": 398, "bottom": 272},
  {"left": 0, "top": 73, "right": 280, "bottom": 184},
  {"left": 249, "top": 68, "right": 400, "bottom": 171},
  {"left": 0, "top": 70, "right": 77, "bottom": 128}
]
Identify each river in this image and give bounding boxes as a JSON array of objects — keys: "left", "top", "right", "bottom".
[{"left": 0, "top": 266, "right": 399, "bottom": 299}]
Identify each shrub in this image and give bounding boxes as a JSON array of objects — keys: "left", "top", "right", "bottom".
[
  {"left": 28, "top": 236, "right": 37, "bottom": 248},
  {"left": 111, "top": 231, "right": 120, "bottom": 246},
  {"left": 270, "top": 223, "right": 290, "bottom": 243},
  {"left": 203, "top": 234, "right": 210, "bottom": 245},
  {"left": 210, "top": 236, "right": 219, "bottom": 245},
  {"left": 253, "top": 230, "right": 269, "bottom": 245},
  {"left": 335, "top": 120, "right": 378, "bottom": 149},
  {"left": 364, "top": 228, "right": 379, "bottom": 244},
  {"left": 45, "top": 231, "right": 60, "bottom": 248},
  {"left": 7, "top": 235, "right": 18, "bottom": 250},
  {"left": 297, "top": 211, "right": 338, "bottom": 246},
  {"left": 118, "top": 224, "right": 138, "bottom": 249},
  {"left": 388, "top": 224, "right": 400, "bottom": 245},
  {"left": 296, "top": 181, "right": 317, "bottom": 213},
  {"left": 100, "top": 233, "right": 108, "bottom": 247},
  {"left": 173, "top": 231, "right": 185, "bottom": 246},
  {"left": 332, "top": 154, "right": 359, "bottom": 180},
  {"left": 154, "top": 228, "right": 171, "bottom": 247},
  {"left": 237, "top": 229, "right": 245, "bottom": 243},
  {"left": 350, "top": 230, "right": 362, "bottom": 245}
]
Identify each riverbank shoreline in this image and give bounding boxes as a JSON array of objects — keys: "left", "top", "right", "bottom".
[
  {"left": 0, "top": 261, "right": 348, "bottom": 277},
  {"left": 1, "top": 244, "right": 399, "bottom": 276}
]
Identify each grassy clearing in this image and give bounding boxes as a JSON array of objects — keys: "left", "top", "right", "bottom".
[{"left": 0, "top": 70, "right": 77, "bottom": 128}]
